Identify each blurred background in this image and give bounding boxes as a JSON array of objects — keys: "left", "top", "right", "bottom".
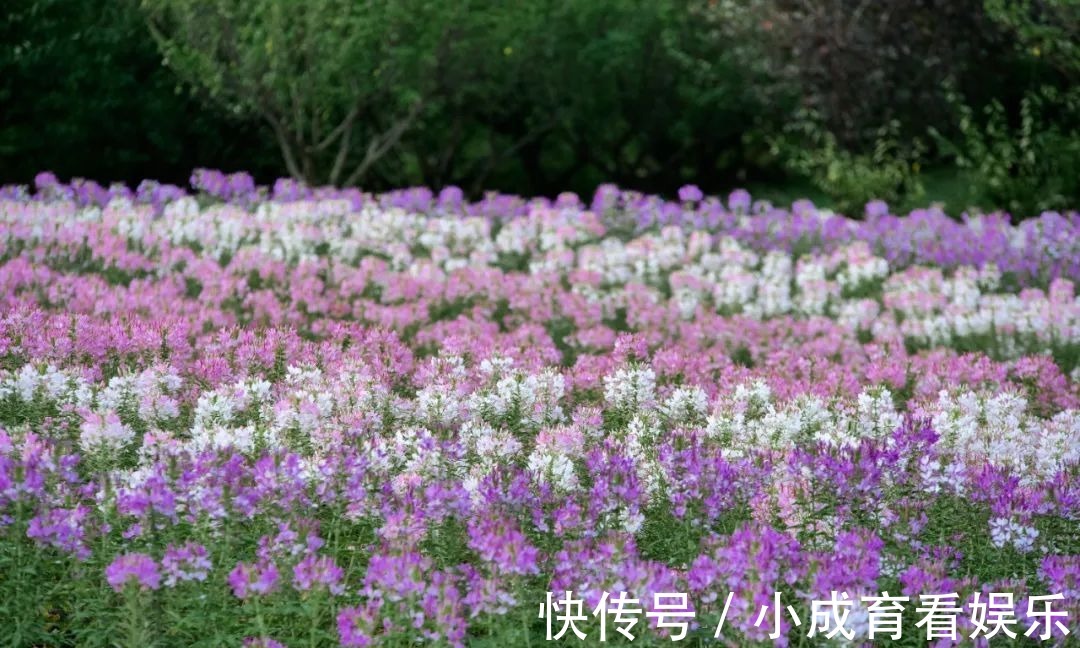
[{"left": 2, "top": 0, "right": 1078, "bottom": 217}]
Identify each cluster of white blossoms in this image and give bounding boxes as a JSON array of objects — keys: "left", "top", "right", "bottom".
[
  {"left": 917, "top": 454, "right": 969, "bottom": 498},
  {"left": 189, "top": 377, "right": 274, "bottom": 454},
  {"left": 418, "top": 216, "right": 497, "bottom": 271},
  {"left": 414, "top": 356, "right": 471, "bottom": 427},
  {"left": 0, "top": 363, "right": 92, "bottom": 408},
  {"left": 468, "top": 367, "right": 566, "bottom": 430},
  {"left": 271, "top": 365, "right": 338, "bottom": 445},
  {"left": 832, "top": 242, "right": 890, "bottom": 292},
  {"left": 494, "top": 207, "right": 604, "bottom": 257},
  {"left": 574, "top": 230, "right": 1077, "bottom": 356},
  {"left": 929, "top": 389, "right": 1080, "bottom": 482},
  {"left": 526, "top": 430, "right": 581, "bottom": 494},
  {"left": 415, "top": 383, "right": 464, "bottom": 428},
  {"left": 749, "top": 251, "right": 796, "bottom": 318},
  {"left": 835, "top": 298, "right": 883, "bottom": 332},
  {"left": 328, "top": 206, "right": 426, "bottom": 270},
  {"left": 620, "top": 413, "right": 666, "bottom": 504},
  {"left": 96, "top": 365, "right": 183, "bottom": 425},
  {"left": 577, "top": 239, "right": 644, "bottom": 288},
  {"left": 573, "top": 235, "right": 887, "bottom": 320},
  {"left": 459, "top": 421, "right": 522, "bottom": 473},
  {"left": 794, "top": 257, "right": 835, "bottom": 316},
  {"left": 603, "top": 364, "right": 657, "bottom": 411},
  {"left": 79, "top": 411, "right": 134, "bottom": 453},
  {"left": 5, "top": 345, "right": 1075, "bottom": 559},
  {"left": 855, "top": 388, "right": 906, "bottom": 439},
  {"left": 167, "top": 203, "right": 276, "bottom": 263},
  {"left": 659, "top": 385, "right": 710, "bottom": 426},
  {"left": 696, "top": 378, "right": 1080, "bottom": 480},
  {"left": 885, "top": 266, "right": 1080, "bottom": 353},
  {"left": 9, "top": 348, "right": 1076, "bottom": 502},
  {"left": 710, "top": 391, "right": 835, "bottom": 455}
]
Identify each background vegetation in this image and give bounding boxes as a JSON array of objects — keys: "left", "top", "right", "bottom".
[{"left": 2, "top": 0, "right": 1078, "bottom": 217}]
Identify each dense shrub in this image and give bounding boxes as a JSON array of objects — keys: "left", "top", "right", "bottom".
[
  {"left": 1, "top": 0, "right": 1079, "bottom": 213},
  {"left": 931, "top": 85, "right": 1080, "bottom": 217},
  {"left": 0, "top": 0, "right": 279, "bottom": 186},
  {"left": 927, "top": 0, "right": 1080, "bottom": 217},
  {"left": 717, "top": 0, "right": 1014, "bottom": 148}
]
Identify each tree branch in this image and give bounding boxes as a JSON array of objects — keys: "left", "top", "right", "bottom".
[
  {"left": 314, "top": 101, "right": 362, "bottom": 152},
  {"left": 260, "top": 107, "right": 305, "bottom": 181},
  {"left": 328, "top": 115, "right": 354, "bottom": 186},
  {"left": 343, "top": 100, "right": 425, "bottom": 187}
]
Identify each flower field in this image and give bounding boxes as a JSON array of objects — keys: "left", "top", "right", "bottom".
[{"left": 1, "top": 170, "right": 1079, "bottom": 647}]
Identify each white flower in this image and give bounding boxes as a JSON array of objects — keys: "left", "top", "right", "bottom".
[
  {"left": 603, "top": 365, "right": 656, "bottom": 411},
  {"left": 527, "top": 449, "right": 577, "bottom": 492},
  {"left": 14, "top": 365, "right": 39, "bottom": 401},
  {"left": 190, "top": 424, "right": 258, "bottom": 454},
  {"left": 416, "top": 384, "right": 462, "bottom": 426},
  {"left": 990, "top": 517, "right": 1039, "bottom": 553},
  {"left": 470, "top": 368, "right": 565, "bottom": 428},
  {"left": 660, "top": 386, "right": 709, "bottom": 425},
  {"left": 855, "top": 387, "right": 902, "bottom": 440},
  {"left": 79, "top": 411, "right": 134, "bottom": 453},
  {"left": 618, "top": 508, "right": 645, "bottom": 534}
]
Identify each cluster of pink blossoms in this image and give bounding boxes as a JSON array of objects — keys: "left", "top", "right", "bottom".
[{"left": 0, "top": 175, "right": 1078, "bottom": 646}]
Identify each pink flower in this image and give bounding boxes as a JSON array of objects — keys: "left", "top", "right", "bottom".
[
  {"left": 105, "top": 553, "right": 161, "bottom": 592},
  {"left": 228, "top": 560, "right": 280, "bottom": 599}
]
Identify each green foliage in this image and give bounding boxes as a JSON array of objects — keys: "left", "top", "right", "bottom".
[
  {"left": 727, "top": 0, "right": 1012, "bottom": 149},
  {"left": 1, "top": 0, "right": 1080, "bottom": 211},
  {"left": 930, "top": 84, "right": 1080, "bottom": 217},
  {"left": 141, "top": 0, "right": 458, "bottom": 186},
  {"left": 917, "top": 0, "right": 1080, "bottom": 217},
  {"left": 0, "top": 0, "right": 278, "bottom": 186},
  {"left": 773, "top": 111, "right": 926, "bottom": 216},
  {"left": 985, "top": 0, "right": 1080, "bottom": 78},
  {"left": 392, "top": 0, "right": 775, "bottom": 196}
]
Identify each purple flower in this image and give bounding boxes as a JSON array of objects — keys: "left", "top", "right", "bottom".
[
  {"left": 105, "top": 553, "right": 162, "bottom": 592},
  {"left": 865, "top": 199, "right": 890, "bottom": 218},
  {"left": 678, "top": 184, "right": 704, "bottom": 203},
  {"left": 162, "top": 542, "right": 212, "bottom": 587},
  {"left": 27, "top": 506, "right": 92, "bottom": 560},
  {"left": 338, "top": 602, "right": 381, "bottom": 647},
  {"left": 256, "top": 520, "right": 323, "bottom": 561},
  {"left": 228, "top": 560, "right": 280, "bottom": 599},
  {"left": 792, "top": 198, "right": 817, "bottom": 217},
  {"left": 591, "top": 183, "right": 622, "bottom": 214},
  {"left": 272, "top": 177, "right": 309, "bottom": 201},
  {"left": 293, "top": 554, "right": 345, "bottom": 595},
  {"left": 728, "top": 188, "right": 752, "bottom": 212},
  {"left": 438, "top": 186, "right": 464, "bottom": 211},
  {"left": 243, "top": 638, "right": 286, "bottom": 648},
  {"left": 467, "top": 515, "right": 540, "bottom": 576},
  {"left": 361, "top": 550, "right": 432, "bottom": 601},
  {"left": 1040, "top": 555, "right": 1080, "bottom": 600},
  {"left": 809, "top": 530, "right": 884, "bottom": 597},
  {"left": 34, "top": 171, "right": 59, "bottom": 191}
]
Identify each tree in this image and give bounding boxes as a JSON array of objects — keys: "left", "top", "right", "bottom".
[
  {"left": 985, "top": 0, "right": 1080, "bottom": 79},
  {"left": 141, "top": 0, "right": 455, "bottom": 186},
  {"left": 723, "top": 0, "right": 1011, "bottom": 147},
  {"left": 0, "top": 0, "right": 278, "bottom": 186},
  {"left": 395, "top": 0, "right": 773, "bottom": 197}
]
